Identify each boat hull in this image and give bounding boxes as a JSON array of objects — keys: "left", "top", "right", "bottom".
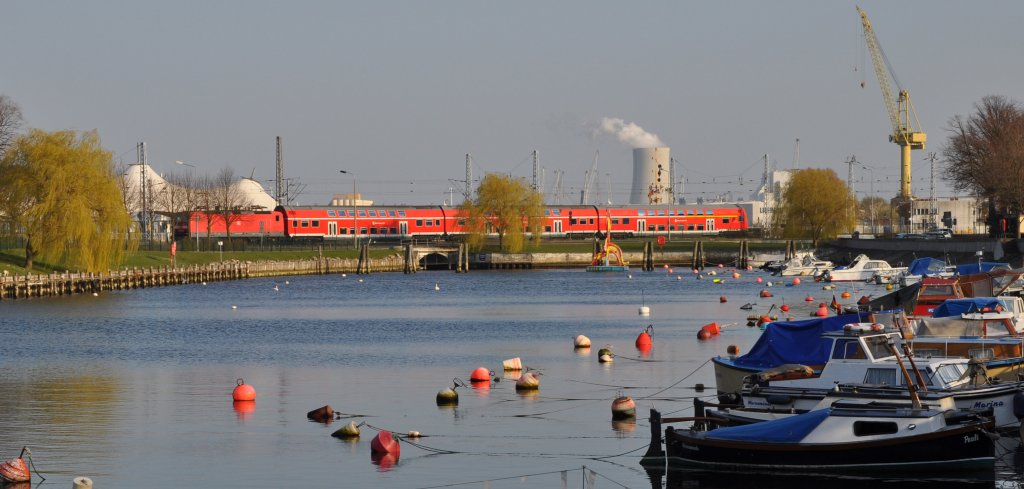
[{"left": 664, "top": 422, "right": 993, "bottom": 472}]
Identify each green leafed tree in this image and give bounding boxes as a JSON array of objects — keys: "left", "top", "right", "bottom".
[
  {"left": 462, "top": 173, "right": 544, "bottom": 253},
  {"left": 777, "top": 168, "right": 856, "bottom": 245},
  {"left": 0, "top": 129, "right": 137, "bottom": 271}
]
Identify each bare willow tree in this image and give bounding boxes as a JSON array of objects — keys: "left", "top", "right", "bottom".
[
  {"left": 0, "top": 129, "right": 135, "bottom": 271},
  {"left": 0, "top": 96, "right": 23, "bottom": 157},
  {"left": 213, "top": 167, "right": 253, "bottom": 244},
  {"left": 943, "top": 95, "right": 1024, "bottom": 237}
]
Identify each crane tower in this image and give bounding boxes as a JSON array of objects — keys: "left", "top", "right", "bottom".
[{"left": 857, "top": 6, "right": 927, "bottom": 201}]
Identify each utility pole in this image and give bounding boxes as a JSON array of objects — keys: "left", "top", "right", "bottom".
[
  {"left": 532, "top": 150, "right": 539, "bottom": 191},
  {"left": 464, "top": 154, "right": 473, "bottom": 203},
  {"left": 846, "top": 155, "right": 858, "bottom": 233},
  {"left": 925, "top": 152, "right": 938, "bottom": 229},
  {"left": 275, "top": 136, "right": 286, "bottom": 206},
  {"left": 137, "top": 142, "right": 148, "bottom": 245}
]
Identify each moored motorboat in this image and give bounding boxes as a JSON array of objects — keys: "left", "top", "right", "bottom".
[
  {"left": 824, "top": 254, "right": 906, "bottom": 282},
  {"left": 643, "top": 404, "right": 994, "bottom": 473}
]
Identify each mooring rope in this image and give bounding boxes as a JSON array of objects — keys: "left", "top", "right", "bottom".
[
  {"left": 636, "top": 358, "right": 712, "bottom": 400},
  {"left": 413, "top": 464, "right": 628, "bottom": 489}
]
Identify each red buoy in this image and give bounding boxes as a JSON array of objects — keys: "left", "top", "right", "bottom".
[
  {"left": 726, "top": 344, "right": 740, "bottom": 356},
  {"left": 758, "top": 315, "right": 772, "bottom": 326},
  {"left": 792, "top": 277, "right": 801, "bottom": 285},
  {"left": 697, "top": 329, "right": 711, "bottom": 340},
  {"left": 780, "top": 304, "right": 790, "bottom": 312},
  {"left": 719, "top": 296, "right": 728, "bottom": 303},
  {"left": 0, "top": 448, "right": 31, "bottom": 483},
  {"left": 756, "top": 277, "right": 763, "bottom": 284},
  {"left": 470, "top": 367, "right": 491, "bottom": 382},
  {"left": 232, "top": 378, "right": 256, "bottom": 401},
  {"left": 759, "top": 290, "right": 773, "bottom": 298},
  {"left": 635, "top": 325, "right": 653, "bottom": 350},
  {"left": 816, "top": 303, "right": 828, "bottom": 317},
  {"left": 841, "top": 291, "right": 851, "bottom": 299},
  {"left": 804, "top": 296, "right": 814, "bottom": 302},
  {"left": 371, "top": 431, "right": 401, "bottom": 457},
  {"left": 732, "top": 272, "right": 741, "bottom": 279}
]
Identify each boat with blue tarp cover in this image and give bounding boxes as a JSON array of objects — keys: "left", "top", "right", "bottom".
[{"left": 642, "top": 404, "right": 995, "bottom": 473}]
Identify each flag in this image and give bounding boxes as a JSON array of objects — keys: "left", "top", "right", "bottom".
[{"left": 831, "top": 294, "right": 842, "bottom": 313}]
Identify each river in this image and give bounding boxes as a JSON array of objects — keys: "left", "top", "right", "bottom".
[{"left": 0, "top": 268, "right": 1019, "bottom": 488}]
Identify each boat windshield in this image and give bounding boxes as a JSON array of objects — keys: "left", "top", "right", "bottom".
[
  {"left": 933, "top": 363, "right": 968, "bottom": 386},
  {"left": 862, "top": 335, "right": 896, "bottom": 360}
]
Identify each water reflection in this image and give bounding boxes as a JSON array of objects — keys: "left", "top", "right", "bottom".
[
  {"left": 574, "top": 347, "right": 591, "bottom": 357},
  {"left": 649, "top": 466, "right": 997, "bottom": 489},
  {"left": 232, "top": 400, "right": 256, "bottom": 421},
  {"left": 370, "top": 452, "right": 398, "bottom": 471},
  {"left": 611, "top": 418, "right": 636, "bottom": 434}
]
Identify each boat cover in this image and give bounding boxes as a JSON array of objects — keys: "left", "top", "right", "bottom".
[
  {"left": 704, "top": 408, "right": 831, "bottom": 443},
  {"left": 931, "top": 298, "right": 1002, "bottom": 318},
  {"left": 915, "top": 316, "right": 985, "bottom": 337},
  {"left": 731, "top": 313, "right": 865, "bottom": 369},
  {"left": 955, "top": 262, "right": 1010, "bottom": 276},
  {"left": 858, "top": 281, "right": 922, "bottom": 314},
  {"left": 907, "top": 257, "right": 947, "bottom": 277}
]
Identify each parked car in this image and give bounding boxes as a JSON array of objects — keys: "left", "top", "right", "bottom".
[{"left": 924, "top": 229, "right": 953, "bottom": 239}]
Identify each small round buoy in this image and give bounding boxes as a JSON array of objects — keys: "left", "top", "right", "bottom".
[
  {"left": 804, "top": 296, "right": 814, "bottom": 302},
  {"left": 758, "top": 315, "right": 771, "bottom": 327},
  {"left": 470, "top": 367, "right": 491, "bottom": 382},
  {"left": 371, "top": 431, "right": 401, "bottom": 456},
  {"left": 231, "top": 305, "right": 238, "bottom": 309},
  {"left": 841, "top": 291, "right": 851, "bottom": 299},
  {"left": 816, "top": 305, "right": 828, "bottom": 317},
  {"left": 358, "top": 278, "right": 364, "bottom": 283},
  {"left": 598, "top": 347, "right": 614, "bottom": 363},
  {"left": 407, "top": 431, "right": 421, "bottom": 438},
  {"left": 692, "top": 269, "right": 699, "bottom": 274},
  {"left": 611, "top": 395, "right": 637, "bottom": 419},
  {"left": 746, "top": 265, "right": 753, "bottom": 271},
  {"left": 73, "top": 476, "right": 94, "bottom": 489},
  {"left": 668, "top": 268, "right": 674, "bottom": 274},
  {"left": 732, "top": 272, "right": 741, "bottom": 279},
  {"left": 342, "top": 273, "right": 347, "bottom": 277},
  {"left": 635, "top": 325, "right": 653, "bottom": 349},
  {"left": 515, "top": 371, "right": 541, "bottom": 390},
  {"left": 780, "top": 304, "right": 790, "bottom": 312},
  {"left": 718, "top": 263, "right": 724, "bottom": 268},
  {"left": 232, "top": 379, "right": 256, "bottom": 401},
  {"left": 676, "top": 275, "right": 682, "bottom": 280},
  {"left": 792, "top": 277, "right": 801, "bottom": 285},
  {"left": 719, "top": 296, "right": 727, "bottom": 303},
  {"left": 759, "top": 290, "right": 772, "bottom": 298},
  {"left": 202, "top": 281, "right": 207, "bottom": 285},
  {"left": 663, "top": 264, "right": 669, "bottom": 269},
  {"left": 307, "top": 404, "right": 334, "bottom": 422},
  {"left": 436, "top": 387, "right": 459, "bottom": 406},
  {"left": 332, "top": 420, "right": 361, "bottom": 439},
  {"left": 697, "top": 329, "right": 711, "bottom": 340},
  {"left": 756, "top": 277, "right": 763, "bottom": 284},
  {"left": 766, "top": 281, "right": 773, "bottom": 287},
  {"left": 886, "top": 283, "right": 894, "bottom": 290},
  {"left": 627, "top": 274, "right": 632, "bottom": 279},
  {"left": 599, "top": 353, "right": 613, "bottom": 363},
  {"left": 574, "top": 334, "right": 592, "bottom": 348},
  {"left": 638, "top": 305, "right": 650, "bottom": 316},
  {"left": 726, "top": 344, "right": 739, "bottom": 356}
]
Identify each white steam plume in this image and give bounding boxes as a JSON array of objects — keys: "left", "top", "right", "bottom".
[{"left": 594, "top": 117, "right": 664, "bottom": 148}]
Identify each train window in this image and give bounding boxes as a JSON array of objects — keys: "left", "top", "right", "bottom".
[
  {"left": 697, "top": 225, "right": 704, "bottom": 230},
  {"left": 670, "top": 225, "right": 676, "bottom": 231},
  {"left": 739, "top": 214, "right": 744, "bottom": 222},
  {"left": 612, "top": 218, "right": 619, "bottom": 224},
  {"left": 328, "top": 210, "right": 336, "bottom": 217},
  {"left": 552, "top": 209, "right": 561, "bottom": 216},
  {"left": 416, "top": 220, "right": 423, "bottom": 226},
  {"left": 348, "top": 228, "right": 354, "bottom": 234},
  {"left": 275, "top": 215, "right": 281, "bottom": 221},
  {"left": 545, "top": 226, "right": 551, "bottom": 232},
  {"left": 370, "top": 227, "right": 378, "bottom": 234},
  {"left": 301, "top": 220, "right": 309, "bottom": 228},
  {"left": 360, "top": 228, "right": 368, "bottom": 234},
  {"left": 657, "top": 225, "right": 665, "bottom": 231},
  {"left": 570, "top": 218, "right": 577, "bottom": 225},
  {"left": 425, "top": 220, "right": 432, "bottom": 227},
  {"left": 707, "top": 209, "right": 714, "bottom": 215},
  {"left": 638, "top": 209, "right": 645, "bottom": 216},
  {"left": 658, "top": 209, "right": 665, "bottom": 216},
  {"left": 390, "top": 227, "right": 397, "bottom": 234},
  {"left": 457, "top": 219, "right": 466, "bottom": 226},
  {"left": 668, "top": 209, "right": 675, "bottom": 216},
  {"left": 544, "top": 209, "right": 550, "bottom": 216},
  {"left": 687, "top": 224, "right": 695, "bottom": 231},
  {"left": 434, "top": 219, "right": 440, "bottom": 226},
  {"left": 622, "top": 218, "right": 630, "bottom": 225},
  {"left": 648, "top": 225, "right": 655, "bottom": 231},
  {"left": 398, "top": 210, "right": 407, "bottom": 217},
  {"left": 312, "top": 220, "right": 319, "bottom": 227},
  {"left": 588, "top": 219, "right": 594, "bottom": 225},
  {"left": 723, "top": 218, "right": 730, "bottom": 224},
  {"left": 389, "top": 210, "right": 396, "bottom": 217},
  {"left": 368, "top": 210, "right": 376, "bottom": 217},
  {"left": 358, "top": 210, "right": 367, "bottom": 217}
]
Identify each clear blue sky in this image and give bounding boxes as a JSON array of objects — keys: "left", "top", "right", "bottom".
[{"left": 3, "top": 1, "right": 1021, "bottom": 205}]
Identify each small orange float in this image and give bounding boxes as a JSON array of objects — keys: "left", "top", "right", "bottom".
[
  {"left": 470, "top": 367, "right": 491, "bottom": 382},
  {"left": 0, "top": 447, "right": 31, "bottom": 483},
  {"left": 635, "top": 325, "right": 653, "bottom": 350},
  {"left": 232, "top": 379, "right": 256, "bottom": 401}
]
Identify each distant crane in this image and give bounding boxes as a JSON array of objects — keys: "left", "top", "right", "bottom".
[
  {"left": 857, "top": 6, "right": 927, "bottom": 201},
  {"left": 580, "top": 150, "right": 599, "bottom": 205}
]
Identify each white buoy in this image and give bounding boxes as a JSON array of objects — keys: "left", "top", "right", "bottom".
[
  {"left": 273, "top": 285, "right": 279, "bottom": 291},
  {"left": 358, "top": 279, "right": 364, "bottom": 283},
  {"left": 73, "top": 477, "right": 94, "bottom": 489},
  {"left": 202, "top": 282, "right": 207, "bottom": 285},
  {"left": 574, "top": 334, "right": 592, "bottom": 348},
  {"left": 434, "top": 282, "right": 440, "bottom": 291},
  {"left": 342, "top": 273, "right": 347, "bottom": 277},
  {"left": 285, "top": 281, "right": 289, "bottom": 285},
  {"left": 92, "top": 292, "right": 98, "bottom": 297},
  {"left": 638, "top": 305, "right": 650, "bottom": 316},
  {"left": 231, "top": 305, "right": 238, "bottom": 309}
]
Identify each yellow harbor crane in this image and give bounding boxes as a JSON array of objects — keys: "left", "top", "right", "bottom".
[{"left": 857, "top": 6, "right": 926, "bottom": 200}]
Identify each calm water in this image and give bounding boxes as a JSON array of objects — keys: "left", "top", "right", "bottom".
[{"left": 0, "top": 269, "right": 1019, "bottom": 488}]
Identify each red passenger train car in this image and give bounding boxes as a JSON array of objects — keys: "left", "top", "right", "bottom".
[{"left": 175, "top": 204, "right": 748, "bottom": 241}]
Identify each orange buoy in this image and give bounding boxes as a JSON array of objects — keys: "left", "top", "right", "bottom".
[
  {"left": 718, "top": 263, "right": 724, "bottom": 268},
  {"left": 702, "top": 322, "right": 721, "bottom": 335},
  {"left": 792, "top": 277, "right": 801, "bottom": 285},
  {"left": 804, "top": 296, "right": 814, "bottom": 302},
  {"left": 0, "top": 448, "right": 31, "bottom": 483},
  {"left": 841, "top": 291, "right": 851, "bottom": 299},
  {"left": 756, "top": 277, "right": 763, "bottom": 284},
  {"left": 470, "top": 367, "right": 491, "bottom": 382},
  {"left": 746, "top": 265, "right": 753, "bottom": 271},
  {"left": 635, "top": 325, "right": 653, "bottom": 350},
  {"left": 232, "top": 378, "right": 256, "bottom": 401},
  {"left": 611, "top": 395, "right": 637, "bottom": 419},
  {"left": 726, "top": 344, "right": 740, "bottom": 356},
  {"left": 732, "top": 272, "right": 741, "bottom": 279},
  {"left": 758, "top": 315, "right": 772, "bottom": 326},
  {"left": 759, "top": 290, "right": 773, "bottom": 298},
  {"left": 780, "top": 304, "right": 790, "bottom": 312},
  {"left": 696, "top": 329, "right": 712, "bottom": 340},
  {"left": 371, "top": 431, "right": 401, "bottom": 456},
  {"left": 719, "top": 296, "right": 727, "bottom": 303},
  {"left": 816, "top": 304, "right": 828, "bottom": 317}
]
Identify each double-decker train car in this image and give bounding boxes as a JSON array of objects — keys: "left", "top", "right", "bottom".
[{"left": 174, "top": 204, "right": 747, "bottom": 241}]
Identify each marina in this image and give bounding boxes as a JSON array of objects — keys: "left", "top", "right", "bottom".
[{"left": 2, "top": 268, "right": 1023, "bottom": 487}]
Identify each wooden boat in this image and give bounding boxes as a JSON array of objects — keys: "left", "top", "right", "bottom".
[{"left": 643, "top": 404, "right": 995, "bottom": 473}]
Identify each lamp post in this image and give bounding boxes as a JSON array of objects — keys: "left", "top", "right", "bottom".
[
  {"left": 339, "top": 170, "right": 357, "bottom": 248},
  {"left": 862, "top": 166, "right": 875, "bottom": 235},
  {"left": 218, "top": 240, "right": 223, "bottom": 262}
]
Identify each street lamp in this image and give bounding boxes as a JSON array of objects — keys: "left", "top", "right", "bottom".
[
  {"left": 175, "top": 160, "right": 195, "bottom": 168},
  {"left": 218, "top": 240, "right": 223, "bottom": 262},
  {"left": 339, "top": 170, "right": 357, "bottom": 248}
]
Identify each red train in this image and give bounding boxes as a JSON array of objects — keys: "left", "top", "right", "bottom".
[{"left": 173, "top": 204, "right": 748, "bottom": 241}]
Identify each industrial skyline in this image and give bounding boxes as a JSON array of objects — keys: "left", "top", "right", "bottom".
[{"left": 4, "top": 1, "right": 1021, "bottom": 206}]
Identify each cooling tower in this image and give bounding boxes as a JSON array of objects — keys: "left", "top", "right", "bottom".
[{"left": 629, "top": 147, "right": 671, "bottom": 205}]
